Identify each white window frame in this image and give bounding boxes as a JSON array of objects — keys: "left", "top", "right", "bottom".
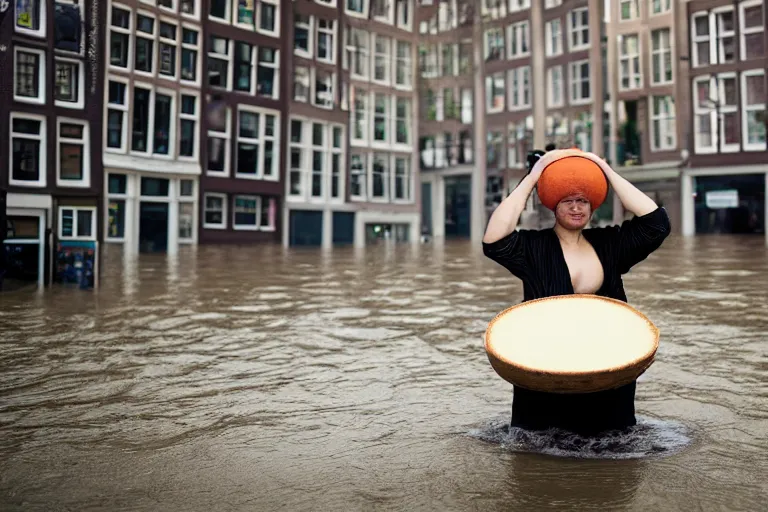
[
  {"left": 373, "top": 34, "right": 391, "bottom": 85},
  {"left": 369, "top": 153, "right": 391, "bottom": 202},
  {"left": 692, "top": 75, "right": 717, "bottom": 154},
  {"left": 509, "top": 0, "right": 530, "bottom": 12},
  {"left": 545, "top": 0, "right": 563, "bottom": 8},
  {"left": 256, "top": 46, "right": 280, "bottom": 100},
  {"left": 716, "top": 72, "right": 740, "bottom": 153},
  {"left": 58, "top": 207, "right": 97, "bottom": 241},
  {"left": 9, "top": 112, "right": 47, "bottom": 188},
  {"left": 180, "top": 23, "right": 202, "bottom": 87},
  {"left": 56, "top": 118, "right": 91, "bottom": 188},
  {"left": 484, "top": 27, "right": 505, "bottom": 61},
  {"left": 392, "top": 155, "right": 413, "bottom": 204},
  {"left": 208, "top": 35, "right": 233, "bottom": 90},
  {"left": 203, "top": 192, "right": 228, "bottom": 229},
  {"left": 286, "top": 119, "right": 346, "bottom": 203},
  {"left": 372, "top": 0, "right": 395, "bottom": 25},
  {"left": 569, "top": 59, "right": 591, "bottom": 105},
  {"left": 208, "top": 0, "right": 231, "bottom": 24},
  {"left": 53, "top": 56, "right": 85, "bottom": 109},
  {"left": 345, "top": 0, "right": 369, "bottom": 19},
  {"left": 547, "top": 65, "right": 564, "bottom": 108},
  {"left": 294, "top": 13, "right": 314, "bottom": 59},
  {"left": 393, "top": 96, "right": 412, "bottom": 150},
  {"left": 104, "top": 76, "right": 130, "bottom": 153},
  {"left": 257, "top": 0, "right": 280, "bottom": 38},
  {"left": 109, "top": 3, "right": 134, "bottom": 72},
  {"left": 619, "top": 0, "right": 639, "bottom": 21},
  {"left": 741, "top": 69, "right": 767, "bottom": 151},
  {"left": 134, "top": 9, "right": 158, "bottom": 78},
  {"left": 739, "top": 0, "right": 764, "bottom": 62},
  {"left": 179, "top": 0, "right": 200, "bottom": 20},
  {"left": 486, "top": 73, "right": 505, "bottom": 114},
  {"left": 235, "top": 105, "right": 281, "bottom": 181},
  {"left": 14, "top": 0, "right": 47, "bottom": 38},
  {"left": 692, "top": 8, "right": 737, "bottom": 68},
  {"left": 13, "top": 46, "right": 46, "bottom": 105},
  {"left": 129, "top": 83, "right": 177, "bottom": 158},
  {"left": 618, "top": 33, "right": 642, "bottom": 91},
  {"left": 692, "top": 74, "right": 740, "bottom": 154},
  {"left": 568, "top": 7, "right": 590, "bottom": 52},
  {"left": 395, "top": 40, "right": 413, "bottom": 90},
  {"left": 651, "top": 28, "right": 673, "bottom": 86},
  {"left": 232, "top": 195, "right": 262, "bottom": 231},
  {"left": 311, "top": 68, "right": 336, "bottom": 109},
  {"left": 178, "top": 91, "right": 200, "bottom": 162},
  {"left": 507, "top": 20, "right": 530, "bottom": 60},
  {"left": 177, "top": 178, "right": 197, "bottom": 244},
  {"left": 545, "top": 19, "right": 562, "bottom": 58},
  {"left": 372, "top": 93, "right": 391, "bottom": 147},
  {"left": 346, "top": 27, "right": 370, "bottom": 80},
  {"left": 351, "top": 87, "right": 369, "bottom": 146},
  {"left": 349, "top": 153, "right": 367, "bottom": 201},
  {"left": 648, "top": 95, "right": 677, "bottom": 152},
  {"left": 330, "top": 125, "right": 345, "bottom": 203},
  {"left": 395, "top": 0, "right": 412, "bottom": 31},
  {"left": 294, "top": 65, "right": 310, "bottom": 102},
  {"left": 105, "top": 173, "right": 129, "bottom": 242},
  {"left": 508, "top": 66, "right": 531, "bottom": 111},
  {"left": 650, "top": 0, "right": 671, "bottom": 16},
  {"left": 317, "top": 18, "right": 336, "bottom": 64},
  {"left": 156, "top": 16, "right": 179, "bottom": 82},
  {"left": 206, "top": 106, "right": 232, "bottom": 177},
  {"left": 287, "top": 118, "right": 307, "bottom": 201}
]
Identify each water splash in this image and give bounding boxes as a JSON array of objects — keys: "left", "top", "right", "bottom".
[{"left": 468, "top": 415, "right": 693, "bottom": 460}]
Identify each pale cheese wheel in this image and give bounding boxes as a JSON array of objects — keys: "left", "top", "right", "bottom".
[{"left": 485, "top": 295, "right": 659, "bottom": 394}]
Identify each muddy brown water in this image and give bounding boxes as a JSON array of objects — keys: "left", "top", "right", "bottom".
[{"left": 1, "top": 235, "right": 767, "bottom": 511}]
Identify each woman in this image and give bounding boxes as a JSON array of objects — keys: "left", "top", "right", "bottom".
[{"left": 482, "top": 150, "right": 671, "bottom": 436}]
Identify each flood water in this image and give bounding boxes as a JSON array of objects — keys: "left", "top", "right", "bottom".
[{"left": 1, "top": 235, "right": 767, "bottom": 511}]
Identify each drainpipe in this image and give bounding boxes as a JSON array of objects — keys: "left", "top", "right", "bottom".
[{"left": 471, "top": 6, "right": 487, "bottom": 244}]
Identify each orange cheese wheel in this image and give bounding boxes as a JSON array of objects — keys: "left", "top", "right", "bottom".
[{"left": 533, "top": 149, "right": 609, "bottom": 211}]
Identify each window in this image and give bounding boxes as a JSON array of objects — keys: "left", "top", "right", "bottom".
[
  {"left": 649, "top": 96, "right": 676, "bottom": 151},
  {"left": 317, "top": 19, "right": 336, "bottom": 63},
  {"left": 620, "top": 0, "right": 639, "bottom": 21},
  {"left": 255, "top": 47, "right": 280, "bottom": 98},
  {"left": 461, "top": 88, "right": 473, "bottom": 123},
  {"left": 371, "top": 94, "right": 390, "bottom": 144},
  {"left": 545, "top": 0, "right": 563, "bottom": 8},
  {"left": 651, "top": 29, "right": 673, "bottom": 85},
  {"left": 15, "top": 0, "right": 46, "bottom": 38},
  {"left": 294, "top": 66, "right": 310, "bottom": 102},
  {"left": 691, "top": 9, "right": 736, "bottom": 67},
  {"left": 14, "top": 47, "right": 45, "bottom": 104},
  {"left": 9, "top": 113, "right": 46, "bottom": 187},
  {"left": 59, "top": 207, "right": 96, "bottom": 241},
  {"left": 569, "top": 60, "right": 590, "bottom": 103},
  {"left": 129, "top": 86, "right": 176, "bottom": 156},
  {"left": 54, "top": 1, "right": 84, "bottom": 54},
  {"left": 178, "top": 179, "right": 196, "bottom": 243},
  {"left": 508, "top": 66, "right": 531, "bottom": 110},
  {"left": 419, "top": 44, "right": 438, "bottom": 78},
  {"left": 351, "top": 88, "right": 369, "bottom": 143},
  {"left": 693, "top": 74, "right": 740, "bottom": 153},
  {"left": 393, "top": 157, "right": 412, "bottom": 202},
  {"left": 741, "top": 70, "right": 767, "bottom": 151},
  {"left": 373, "top": 35, "right": 391, "bottom": 84},
  {"left": 650, "top": 0, "right": 671, "bottom": 15},
  {"left": 105, "top": 80, "right": 128, "bottom": 151},
  {"left": 207, "top": 106, "right": 232, "bottom": 175},
  {"left": 484, "top": 28, "right": 504, "bottom": 61},
  {"left": 346, "top": 0, "right": 368, "bottom": 17},
  {"left": 313, "top": 68, "right": 335, "bottom": 109},
  {"left": 134, "top": 14, "right": 155, "bottom": 73},
  {"left": 110, "top": 6, "right": 131, "bottom": 69},
  {"left": 618, "top": 34, "right": 641, "bottom": 90},
  {"left": 485, "top": 73, "right": 505, "bottom": 113},
  {"left": 233, "top": 195, "right": 259, "bottom": 230},
  {"left": 209, "top": 0, "right": 229, "bottom": 22},
  {"left": 346, "top": 27, "right": 369, "bottom": 79},
  {"left": 157, "top": 21, "right": 177, "bottom": 79},
  {"left": 545, "top": 19, "right": 562, "bottom": 57},
  {"left": 372, "top": 0, "right": 394, "bottom": 23},
  {"left": 371, "top": 153, "right": 390, "bottom": 200},
  {"left": 258, "top": 0, "right": 279, "bottom": 35},
  {"left": 106, "top": 174, "right": 128, "bottom": 240},
  {"left": 572, "top": 113, "right": 593, "bottom": 152},
  {"left": 181, "top": 27, "right": 200, "bottom": 82},
  {"left": 509, "top": 0, "right": 530, "bottom": 12},
  {"left": 203, "top": 193, "right": 227, "bottom": 229},
  {"left": 288, "top": 120, "right": 345, "bottom": 201},
  {"left": 54, "top": 58, "right": 84, "bottom": 108},
  {"left": 350, "top": 154, "right": 367, "bottom": 200},
  {"left": 547, "top": 66, "right": 564, "bottom": 107},
  {"left": 740, "top": 1, "right": 765, "bottom": 61},
  {"left": 208, "top": 36, "right": 231, "bottom": 88},
  {"left": 395, "top": 97, "right": 411, "bottom": 146},
  {"left": 396, "top": 0, "right": 411, "bottom": 29},
  {"left": 294, "top": 14, "right": 312, "bottom": 57},
  {"left": 236, "top": 108, "right": 280, "bottom": 180},
  {"left": 179, "top": 94, "right": 199, "bottom": 159},
  {"left": 395, "top": 41, "right": 412, "bottom": 88},
  {"left": 568, "top": 8, "right": 589, "bottom": 51},
  {"left": 507, "top": 21, "right": 530, "bottom": 59},
  {"left": 57, "top": 119, "right": 90, "bottom": 187}
]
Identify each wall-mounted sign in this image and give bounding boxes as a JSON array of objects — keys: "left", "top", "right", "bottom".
[{"left": 705, "top": 189, "right": 739, "bottom": 209}]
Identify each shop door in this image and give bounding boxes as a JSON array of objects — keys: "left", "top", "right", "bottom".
[{"left": 139, "top": 202, "right": 170, "bottom": 253}]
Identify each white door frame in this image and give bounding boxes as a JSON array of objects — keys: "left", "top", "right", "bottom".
[{"left": 4, "top": 207, "right": 47, "bottom": 289}]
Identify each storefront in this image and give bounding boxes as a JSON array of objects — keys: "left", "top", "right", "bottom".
[
  {"left": 3, "top": 193, "right": 52, "bottom": 291},
  {"left": 104, "top": 171, "right": 198, "bottom": 254}
]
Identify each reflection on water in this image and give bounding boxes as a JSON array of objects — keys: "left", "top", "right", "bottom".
[{"left": 1, "top": 235, "right": 768, "bottom": 511}]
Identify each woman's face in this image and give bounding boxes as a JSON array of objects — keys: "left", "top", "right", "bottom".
[{"left": 555, "top": 194, "right": 592, "bottom": 230}]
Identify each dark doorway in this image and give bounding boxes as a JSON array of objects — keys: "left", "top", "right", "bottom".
[
  {"left": 445, "top": 175, "right": 471, "bottom": 238},
  {"left": 421, "top": 182, "right": 432, "bottom": 236},
  {"left": 290, "top": 210, "right": 323, "bottom": 247},
  {"left": 332, "top": 212, "right": 355, "bottom": 245},
  {"left": 694, "top": 174, "right": 765, "bottom": 235},
  {"left": 139, "top": 202, "right": 169, "bottom": 252}
]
